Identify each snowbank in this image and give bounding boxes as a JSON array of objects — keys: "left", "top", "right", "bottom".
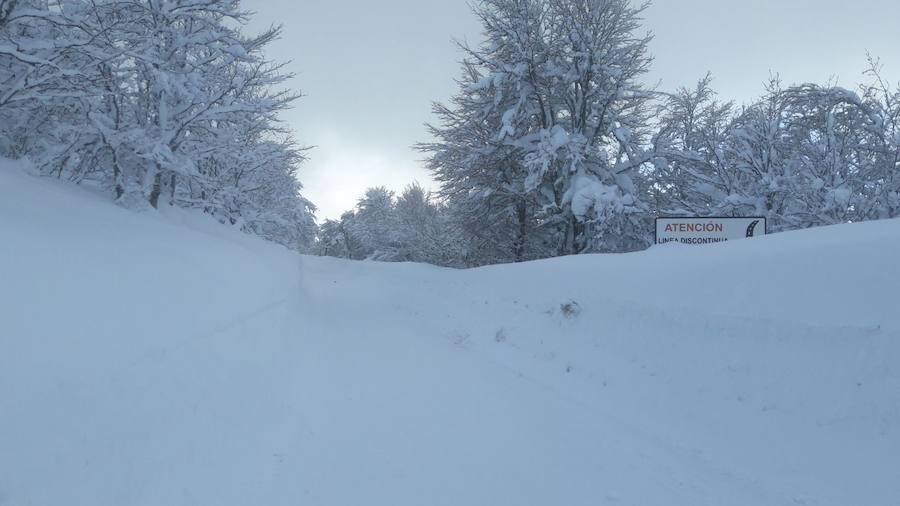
[{"left": 1, "top": 160, "right": 898, "bottom": 505}]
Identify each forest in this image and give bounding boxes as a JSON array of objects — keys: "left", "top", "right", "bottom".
[{"left": 1, "top": 0, "right": 898, "bottom": 266}]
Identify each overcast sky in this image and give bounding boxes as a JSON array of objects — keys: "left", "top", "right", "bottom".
[{"left": 243, "top": 0, "right": 900, "bottom": 220}]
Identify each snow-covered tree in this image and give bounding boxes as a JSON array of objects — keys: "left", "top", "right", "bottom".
[
  {"left": 313, "top": 218, "right": 351, "bottom": 258},
  {"left": 346, "top": 187, "right": 401, "bottom": 260},
  {"left": 650, "top": 75, "right": 735, "bottom": 216},
  {"left": 393, "top": 182, "right": 438, "bottom": 262},
  {"left": 315, "top": 184, "right": 469, "bottom": 267},
  {"left": 0, "top": 0, "right": 108, "bottom": 161},
  {"left": 0, "top": 0, "right": 316, "bottom": 250},
  {"left": 80, "top": 0, "right": 299, "bottom": 210},
  {"left": 855, "top": 58, "right": 900, "bottom": 221},
  {"left": 653, "top": 68, "right": 900, "bottom": 232},
  {"left": 393, "top": 182, "right": 470, "bottom": 265},
  {"left": 421, "top": 0, "right": 656, "bottom": 257}
]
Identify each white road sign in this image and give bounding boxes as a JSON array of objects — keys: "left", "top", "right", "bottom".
[{"left": 655, "top": 217, "right": 767, "bottom": 245}]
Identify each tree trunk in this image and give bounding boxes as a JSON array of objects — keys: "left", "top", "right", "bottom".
[
  {"left": 168, "top": 173, "right": 176, "bottom": 206},
  {"left": 561, "top": 213, "right": 576, "bottom": 256},
  {"left": 113, "top": 164, "right": 124, "bottom": 200},
  {"left": 513, "top": 201, "right": 528, "bottom": 262},
  {"left": 149, "top": 171, "right": 163, "bottom": 209}
]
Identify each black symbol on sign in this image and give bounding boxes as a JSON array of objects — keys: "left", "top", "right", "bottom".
[{"left": 746, "top": 220, "right": 760, "bottom": 237}]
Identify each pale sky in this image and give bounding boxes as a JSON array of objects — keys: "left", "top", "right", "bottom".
[{"left": 243, "top": 0, "right": 900, "bottom": 220}]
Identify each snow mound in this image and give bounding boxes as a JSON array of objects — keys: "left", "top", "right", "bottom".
[{"left": 1, "top": 160, "right": 898, "bottom": 505}]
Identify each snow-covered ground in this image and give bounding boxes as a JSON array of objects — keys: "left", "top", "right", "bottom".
[{"left": 1, "top": 160, "right": 898, "bottom": 506}]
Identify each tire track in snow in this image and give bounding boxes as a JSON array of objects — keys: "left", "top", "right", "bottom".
[
  {"left": 126, "top": 296, "right": 289, "bottom": 368},
  {"left": 65, "top": 295, "right": 294, "bottom": 398},
  {"left": 432, "top": 316, "right": 789, "bottom": 505}
]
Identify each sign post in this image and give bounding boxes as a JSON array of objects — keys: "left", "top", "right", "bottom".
[{"left": 655, "top": 217, "right": 767, "bottom": 245}]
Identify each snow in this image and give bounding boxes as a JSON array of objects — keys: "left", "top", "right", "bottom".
[
  {"left": 828, "top": 187, "right": 852, "bottom": 207},
  {"left": 563, "top": 172, "right": 625, "bottom": 219},
  {"left": 1, "top": 159, "right": 899, "bottom": 505}
]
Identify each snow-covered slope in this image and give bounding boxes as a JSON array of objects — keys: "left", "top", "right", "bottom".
[{"left": 2, "top": 161, "right": 898, "bottom": 506}]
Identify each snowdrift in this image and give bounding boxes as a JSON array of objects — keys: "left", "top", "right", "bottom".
[{"left": 1, "top": 160, "right": 898, "bottom": 506}]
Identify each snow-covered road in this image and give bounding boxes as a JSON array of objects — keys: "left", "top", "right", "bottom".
[{"left": 2, "top": 164, "right": 898, "bottom": 505}]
